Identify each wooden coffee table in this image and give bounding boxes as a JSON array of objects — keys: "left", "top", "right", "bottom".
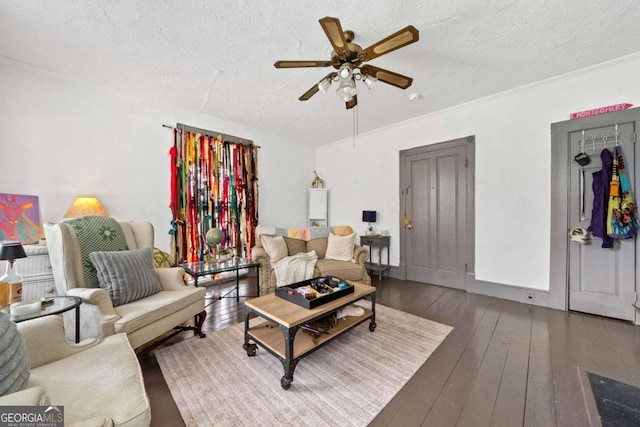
[{"left": 243, "top": 281, "right": 376, "bottom": 389}]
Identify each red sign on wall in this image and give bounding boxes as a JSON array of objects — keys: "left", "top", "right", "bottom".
[{"left": 570, "top": 103, "right": 632, "bottom": 119}]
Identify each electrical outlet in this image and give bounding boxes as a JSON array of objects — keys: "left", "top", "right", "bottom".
[{"left": 525, "top": 290, "right": 535, "bottom": 304}]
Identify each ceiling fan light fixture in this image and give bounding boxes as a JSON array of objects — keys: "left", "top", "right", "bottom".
[
  {"left": 318, "top": 77, "right": 332, "bottom": 93},
  {"left": 337, "top": 90, "right": 354, "bottom": 102},
  {"left": 363, "top": 74, "right": 378, "bottom": 89},
  {"left": 338, "top": 64, "right": 353, "bottom": 80},
  {"left": 337, "top": 78, "right": 356, "bottom": 102}
]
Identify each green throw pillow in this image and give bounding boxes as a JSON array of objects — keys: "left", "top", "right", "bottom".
[
  {"left": 65, "top": 216, "right": 129, "bottom": 288},
  {"left": 89, "top": 247, "right": 162, "bottom": 307},
  {"left": 0, "top": 312, "right": 30, "bottom": 396}
]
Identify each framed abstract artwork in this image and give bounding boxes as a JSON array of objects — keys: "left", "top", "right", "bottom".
[{"left": 0, "top": 193, "right": 43, "bottom": 244}]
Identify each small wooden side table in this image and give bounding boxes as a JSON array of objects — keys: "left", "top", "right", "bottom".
[{"left": 359, "top": 235, "right": 390, "bottom": 280}]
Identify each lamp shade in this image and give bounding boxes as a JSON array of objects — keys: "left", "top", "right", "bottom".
[
  {"left": 0, "top": 242, "right": 27, "bottom": 261},
  {"left": 317, "top": 77, "right": 332, "bottom": 94},
  {"left": 64, "top": 197, "right": 109, "bottom": 218},
  {"left": 362, "top": 210, "right": 377, "bottom": 223},
  {"left": 337, "top": 78, "right": 357, "bottom": 102},
  {"left": 363, "top": 75, "right": 378, "bottom": 89}
]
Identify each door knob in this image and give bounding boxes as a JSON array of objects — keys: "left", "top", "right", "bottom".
[{"left": 403, "top": 218, "right": 412, "bottom": 230}]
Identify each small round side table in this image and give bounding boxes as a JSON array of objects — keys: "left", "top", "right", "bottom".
[{"left": 7, "top": 296, "right": 82, "bottom": 343}]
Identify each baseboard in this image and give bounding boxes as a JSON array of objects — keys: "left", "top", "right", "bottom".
[
  {"left": 466, "top": 273, "right": 549, "bottom": 307},
  {"left": 387, "top": 265, "right": 404, "bottom": 280},
  {"left": 381, "top": 267, "right": 550, "bottom": 308},
  {"left": 365, "top": 265, "right": 404, "bottom": 282}
]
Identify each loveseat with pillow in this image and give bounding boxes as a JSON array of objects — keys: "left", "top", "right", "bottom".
[{"left": 251, "top": 226, "right": 371, "bottom": 295}]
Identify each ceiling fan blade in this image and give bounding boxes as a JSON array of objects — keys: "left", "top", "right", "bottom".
[
  {"left": 361, "top": 65, "right": 413, "bottom": 89},
  {"left": 346, "top": 95, "right": 358, "bottom": 110},
  {"left": 299, "top": 72, "right": 337, "bottom": 101},
  {"left": 359, "top": 25, "right": 419, "bottom": 61},
  {"left": 299, "top": 84, "right": 320, "bottom": 101},
  {"left": 319, "top": 17, "right": 350, "bottom": 58},
  {"left": 274, "top": 60, "right": 332, "bottom": 68}
]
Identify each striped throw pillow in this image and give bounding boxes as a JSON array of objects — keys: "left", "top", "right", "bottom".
[
  {"left": 89, "top": 248, "right": 162, "bottom": 307},
  {"left": 0, "top": 312, "right": 29, "bottom": 396}
]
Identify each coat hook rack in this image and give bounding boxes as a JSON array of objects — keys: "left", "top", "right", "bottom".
[{"left": 578, "top": 124, "right": 623, "bottom": 153}]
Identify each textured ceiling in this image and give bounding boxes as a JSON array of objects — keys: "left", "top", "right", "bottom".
[{"left": 1, "top": 0, "right": 639, "bottom": 146}]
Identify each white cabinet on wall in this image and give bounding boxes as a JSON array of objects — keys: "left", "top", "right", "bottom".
[{"left": 308, "top": 189, "right": 328, "bottom": 227}]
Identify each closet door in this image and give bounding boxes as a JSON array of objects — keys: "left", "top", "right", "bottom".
[{"left": 567, "top": 119, "right": 637, "bottom": 321}]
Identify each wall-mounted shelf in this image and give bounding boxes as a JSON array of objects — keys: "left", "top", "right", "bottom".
[{"left": 308, "top": 188, "right": 328, "bottom": 227}]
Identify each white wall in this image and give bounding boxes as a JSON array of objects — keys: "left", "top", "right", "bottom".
[
  {"left": 317, "top": 53, "right": 640, "bottom": 291},
  {"left": 0, "top": 59, "right": 314, "bottom": 252},
  {"left": 4, "top": 52, "right": 640, "bottom": 292}
]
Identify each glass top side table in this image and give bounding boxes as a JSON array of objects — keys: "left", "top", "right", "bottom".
[
  {"left": 6, "top": 296, "right": 82, "bottom": 343},
  {"left": 180, "top": 257, "right": 261, "bottom": 305}
]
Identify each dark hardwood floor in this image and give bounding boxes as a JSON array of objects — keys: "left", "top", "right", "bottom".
[{"left": 140, "top": 276, "right": 640, "bottom": 426}]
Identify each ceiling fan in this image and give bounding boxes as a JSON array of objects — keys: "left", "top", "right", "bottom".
[{"left": 274, "top": 17, "right": 419, "bottom": 109}]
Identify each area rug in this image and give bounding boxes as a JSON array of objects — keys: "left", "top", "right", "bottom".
[
  {"left": 588, "top": 372, "right": 640, "bottom": 426},
  {"left": 155, "top": 302, "right": 452, "bottom": 426}
]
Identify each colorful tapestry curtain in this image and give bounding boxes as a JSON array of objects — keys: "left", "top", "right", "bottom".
[{"left": 170, "top": 129, "right": 259, "bottom": 263}]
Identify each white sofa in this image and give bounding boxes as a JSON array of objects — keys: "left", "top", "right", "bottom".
[
  {"left": 44, "top": 220, "right": 206, "bottom": 348},
  {"left": 0, "top": 316, "right": 150, "bottom": 426}
]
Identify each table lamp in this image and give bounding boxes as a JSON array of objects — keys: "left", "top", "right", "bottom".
[
  {"left": 362, "top": 210, "right": 377, "bottom": 235},
  {"left": 64, "top": 197, "right": 109, "bottom": 219},
  {"left": 0, "top": 242, "right": 27, "bottom": 306}
]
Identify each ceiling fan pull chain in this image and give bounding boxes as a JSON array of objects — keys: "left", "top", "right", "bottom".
[
  {"left": 352, "top": 104, "right": 360, "bottom": 146},
  {"left": 353, "top": 106, "right": 356, "bottom": 146},
  {"left": 356, "top": 104, "right": 359, "bottom": 139}
]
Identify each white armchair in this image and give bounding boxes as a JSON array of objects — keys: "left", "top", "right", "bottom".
[
  {"left": 44, "top": 220, "right": 206, "bottom": 348},
  {"left": 0, "top": 316, "right": 150, "bottom": 426}
]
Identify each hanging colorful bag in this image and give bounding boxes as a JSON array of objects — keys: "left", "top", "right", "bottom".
[{"left": 607, "top": 146, "right": 640, "bottom": 239}]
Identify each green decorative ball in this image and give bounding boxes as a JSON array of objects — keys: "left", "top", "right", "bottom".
[{"left": 205, "top": 228, "right": 224, "bottom": 246}]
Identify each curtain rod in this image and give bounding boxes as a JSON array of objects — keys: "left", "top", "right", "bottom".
[{"left": 162, "top": 123, "right": 256, "bottom": 146}]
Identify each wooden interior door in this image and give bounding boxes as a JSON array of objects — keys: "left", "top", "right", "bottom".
[
  {"left": 564, "top": 117, "right": 639, "bottom": 321},
  {"left": 401, "top": 137, "right": 471, "bottom": 289}
]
